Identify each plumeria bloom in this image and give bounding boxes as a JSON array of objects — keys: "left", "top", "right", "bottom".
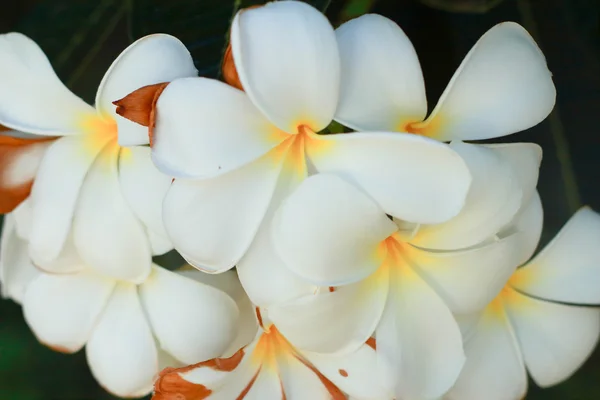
[
  {"left": 0, "top": 213, "right": 246, "bottom": 398},
  {"left": 267, "top": 164, "right": 539, "bottom": 399},
  {"left": 334, "top": 14, "right": 555, "bottom": 147},
  {"left": 447, "top": 201, "right": 600, "bottom": 400},
  {"left": 0, "top": 32, "right": 198, "bottom": 282},
  {"left": 153, "top": 307, "right": 391, "bottom": 400},
  {"left": 116, "top": 1, "right": 471, "bottom": 280}
]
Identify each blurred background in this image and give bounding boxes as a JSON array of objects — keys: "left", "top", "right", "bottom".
[{"left": 0, "top": 0, "right": 598, "bottom": 398}]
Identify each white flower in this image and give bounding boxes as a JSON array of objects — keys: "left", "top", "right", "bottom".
[
  {"left": 131, "top": 0, "right": 471, "bottom": 279},
  {"left": 447, "top": 200, "right": 600, "bottom": 400},
  {"left": 267, "top": 169, "right": 538, "bottom": 399},
  {"left": 153, "top": 307, "right": 391, "bottom": 400},
  {"left": 0, "top": 213, "right": 243, "bottom": 398},
  {"left": 0, "top": 32, "right": 198, "bottom": 282},
  {"left": 334, "top": 14, "right": 555, "bottom": 142}
]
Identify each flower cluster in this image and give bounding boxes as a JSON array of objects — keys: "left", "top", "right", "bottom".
[{"left": 1, "top": 1, "right": 599, "bottom": 399}]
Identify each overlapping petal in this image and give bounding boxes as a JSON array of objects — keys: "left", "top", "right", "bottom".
[
  {"left": 73, "top": 143, "right": 152, "bottom": 283},
  {"left": 152, "top": 77, "right": 288, "bottom": 178},
  {"left": 274, "top": 174, "right": 397, "bottom": 286},
  {"left": 0, "top": 33, "right": 96, "bottom": 135},
  {"left": 445, "top": 308, "right": 527, "bottom": 400},
  {"left": 306, "top": 132, "right": 471, "bottom": 224},
  {"left": 335, "top": 14, "right": 426, "bottom": 131},
  {"left": 118, "top": 146, "right": 172, "bottom": 253},
  {"left": 231, "top": 1, "right": 339, "bottom": 133},
  {"left": 504, "top": 288, "right": 600, "bottom": 387},
  {"left": 96, "top": 34, "right": 196, "bottom": 146},
  {"left": 139, "top": 266, "right": 239, "bottom": 364},
  {"left": 86, "top": 283, "right": 159, "bottom": 398},
  {"left": 29, "top": 134, "right": 110, "bottom": 265},
  {"left": 511, "top": 207, "right": 600, "bottom": 303},
  {"left": 414, "top": 22, "right": 555, "bottom": 141},
  {"left": 501, "top": 191, "right": 543, "bottom": 266},
  {"left": 410, "top": 142, "right": 541, "bottom": 250},
  {"left": 0, "top": 214, "right": 40, "bottom": 303},
  {"left": 23, "top": 270, "right": 115, "bottom": 353}
]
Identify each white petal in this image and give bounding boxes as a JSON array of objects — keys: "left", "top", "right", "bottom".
[
  {"left": 0, "top": 33, "right": 96, "bottom": 135},
  {"left": 164, "top": 146, "right": 287, "bottom": 273},
  {"left": 118, "top": 146, "right": 172, "bottom": 247},
  {"left": 237, "top": 147, "right": 316, "bottom": 307},
  {"left": 139, "top": 265, "right": 239, "bottom": 364},
  {"left": 29, "top": 135, "right": 110, "bottom": 265},
  {"left": 411, "top": 142, "right": 540, "bottom": 250},
  {"left": 501, "top": 191, "right": 543, "bottom": 266},
  {"left": 335, "top": 14, "right": 426, "bottom": 132},
  {"left": 277, "top": 354, "right": 338, "bottom": 399},
  {"left": 0, "top": 214, "right": 40, "bottom": 303},
  {"left": 510, "top": 207, "right": 600, "bottom": 303},
  {"left": 74, "top": 144, "right": 152, "bottom": 283},
  {"left": 504, "top": 289, "right": 600, "bottom": 387},
  {"left": 86, "top": 283, "right": 159, "bottom": 398},
  {"left": 418, "top": 22, "right": 555, "bottom": 141},
  {"left": 445, "top": 308, "right": 527, "bottom": 400},
  {"left": 269, "top": 268, "right": 388, "bottom": 354},
  {"left": 307, "top": 132, "right": 471, "bottom": 224},
  {"left": 153, "top": 77, "right": 287, "bottom": 178},
  {"left": 148, "top": 230, "right": 173, "bottom": 256},
  {"left": 303, "top": 343, "right": 394, "bottom": 400},
  {"left": 376, "top": 264, "right": 465, "bottom": 399},
  {"left": 274, "top": 174, "right": 397, "bottom": 286},
  {"left": 231, "top": 1, "right": 339, "bottom": 133},
  {"left": 35, "top": 230, "right": 85, "bottom": 274},
  {"left": 12, "top": 197, "right": 33, "bottom": 240},
  {"left": 404, "top": 232, "right": 523, "bottom": 314},
  {"left": 180, "top": 268, "right": 259, "bottom": 357},
  {"left": 23, "top": 270, "right": 115, "bottom": 353},
  {"left": 96, "top": 34, "right": 197, "bottom": 146}
]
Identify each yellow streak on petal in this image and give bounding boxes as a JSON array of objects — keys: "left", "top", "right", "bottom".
[
  {"left": 402, "top": 113, "right": 447, "bottom": 140},
  {"left": 251, "top": 325, "right": 295, "bottom": 373},
  {"left": 77, "top": 113, "right": 118, "bottom": 156},
  {"left": 302, "top": 126, "right": 335, "bottom": 158}
]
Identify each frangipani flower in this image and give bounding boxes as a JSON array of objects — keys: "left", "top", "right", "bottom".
[
  {"left": 153, "top": 307, "right": 391, "bottom": 400},
  {"left": 117, "top": 0, "right": 471, "bottom": 275},
  {"left": 0, "top": 214, "right": 243, "bottom": 398},
  {"left": 447, "top": 201, "right": 600, "bottom": 400},
  {"left": 268, "top": 167, "right": 537, "bottom": 399},
  {"left": 334, "top": 14, "right": 556, "bottom": 143},
  {"left": 0, "top": 32, "right": 198, "bottom": 282}
]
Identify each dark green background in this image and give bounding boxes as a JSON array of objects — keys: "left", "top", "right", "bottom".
[{"left": 0, "top": 0, "right": 599, "bottom": 398}]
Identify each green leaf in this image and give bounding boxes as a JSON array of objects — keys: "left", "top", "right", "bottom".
[{"left": 129, "top": 0, "right": 335, "bottom": 79}]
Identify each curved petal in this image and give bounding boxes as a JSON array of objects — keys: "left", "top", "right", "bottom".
[
  {"left": 0, "top": 134, "right": 52, "bottom": 213},
  {"left": 73, "top": 143, "right": 152, "bottom": 283},
  {"left": 36, "top": 230, "right": 85, "bottom": 274},
  {"left": 29, "top": 135, "right": 110, "bottom": 265},
  {"left": 274, "top": 174, "right": 396, "bottom": 286},
  {"left": 231, "top": 1, "right": 339, "bottom": 133},
  {"left": 501, "top": 191, "right": 543, "bottom": 266},
  {"left": 403, "top": 232, "right": 523, "bottom": 314},
  {"left": 504, "top": 289, "right": 600, "bottom": 387},
  {"left": 411, "top": 142, "right": 540, "bottom": 250},
  {"left": 414, "top": 22, "right": 555, "bottom": 141},
  {"left": 510, "top": 207, "right": 600, "bottom": 303},
  {"left": 376, "top": 262, "right": 465, "bottom": 399},
  {"left": 0, "top": 214, "right": 40, "bottom": 303},
  {"left": 237, "top": 145, "right": 316, "bottom": 307},
  {"left": 23, "top": 271, "right": 115, "bottom": 353},
  {"left": 86, "top": 283, "right": 159, "bottom": 398},
  {"left": 163, "top": 145, "right": 288, "bottom": 273},
  {"left": 139, "top": 265, "right": 239, "bottom": 364},
  {"left": 307, "top": 131, "right": 471, "bottom": 224},
  {"left": 179, "top": 268, "right": 259, "bottom": 357},
  {"left": 302, "top": 343, "right": 394, "bottom": 400},
  {"left": 334, "top": 14, "right": 426, "bottom": 132},
  {"left": 0, "top": 33, "right": 96, "bottom": 135},
  {"left": 96, "top": 33, "right": 197, "bottom": 146},
  {"left": 445, "top": 307, "right": 527, "bottom": 400},
  {"left": 118, "top": 146, "right": 172, "bottom": 245},
  {"left": 269, "top": 267, "right": 388, "bottom": 355},
  {"left": 152, "top": 77, "right": 287, "bottom": 178},
  {"left": 12, "top": 197, "right": 33, "bottom": 240}
]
